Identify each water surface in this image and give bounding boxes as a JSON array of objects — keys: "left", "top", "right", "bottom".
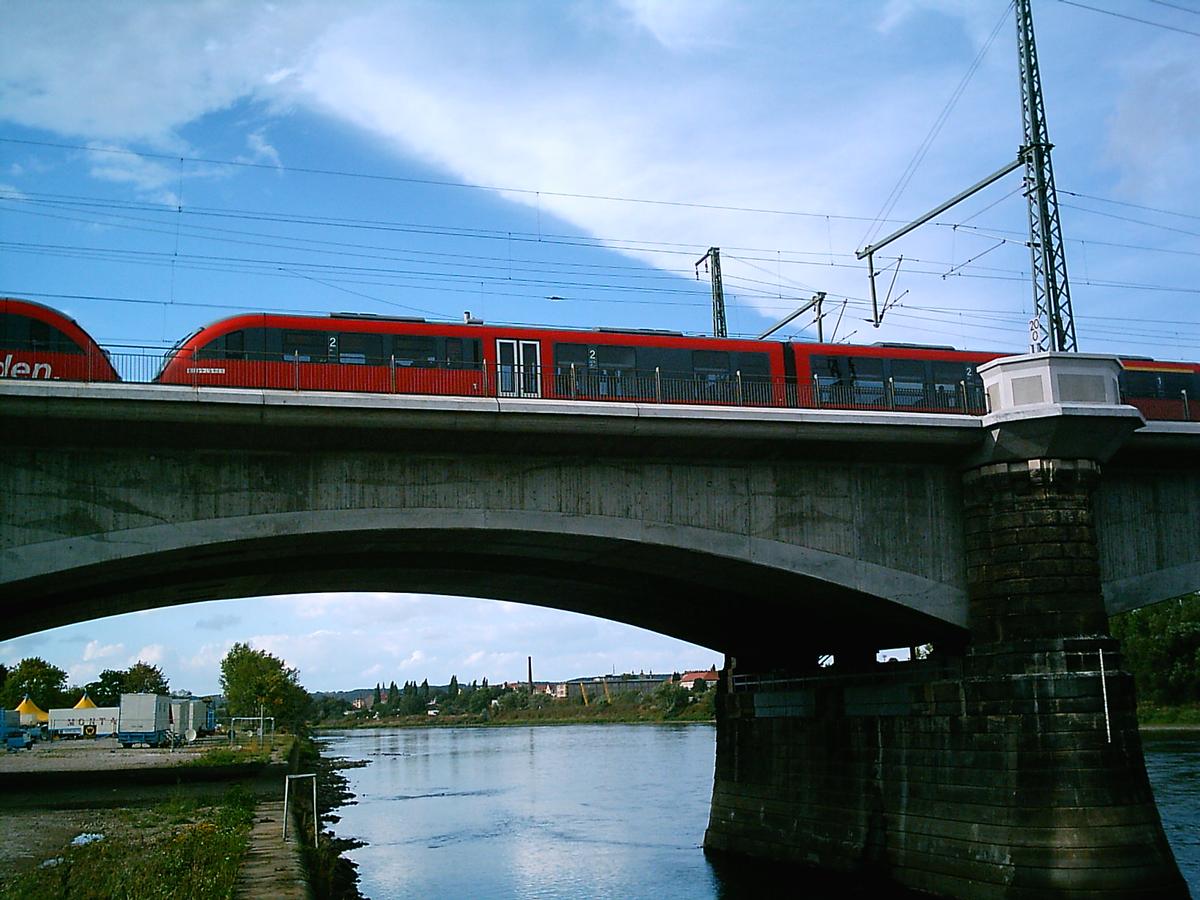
[{"left": 322, "top": 725, "right": 1199, "bottom": 899}]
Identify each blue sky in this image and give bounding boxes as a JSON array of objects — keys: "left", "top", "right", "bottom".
[{"left": 2, "top": 0, "right": 1198, "bottom": 694}]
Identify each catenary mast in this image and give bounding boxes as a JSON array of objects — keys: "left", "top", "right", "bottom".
[
  {"left": 1016, "top": 0, "right": 1076, "bottom": 352},
  {"left": 857, "top": 0, "right": 1079, "bottom": 352}
]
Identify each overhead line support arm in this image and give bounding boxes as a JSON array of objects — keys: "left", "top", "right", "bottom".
[{"left": 856, "top": 155, "right": 1024, "bottom": 327}]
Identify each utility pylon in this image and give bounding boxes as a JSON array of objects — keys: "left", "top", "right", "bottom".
[
  {"left": 695, "top": 247, "right": 727, "bottom": 338},
  {"left": 1016, "top": 0, "right": 1076, "bottom": 353}
]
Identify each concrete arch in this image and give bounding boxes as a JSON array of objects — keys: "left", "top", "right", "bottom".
[{"left": 0, "top": 508, "right": 966, "bottom": 651}]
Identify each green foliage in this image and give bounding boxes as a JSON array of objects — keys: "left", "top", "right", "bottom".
[
  {"left": 82, "top": 662, "right": 169, "bottom": 706},
  {"left": 183, "top": 745, "right": 272, "bottom": 768},
  {"left": 219, "top": 642, "right": 311, "bottom": 731},
  {"left": 653, "top": 682, "right": 691, "bottom": 718},
  {"left": 85, "top": 668, "right": 129, "bottom": 707},
  {"left": 124, "top": 661, "right": 170, "bottom": 695},
  {"left": 0, "top": 657, "right": 68, "bottom": 709},
  {"left": 1111, "top": 593, "right": 1200, "bottom": 705},
  {"left": 498, "top": 689, "right": 530, "bottom": 712},
  {"left": 0, "top": 788, "right": 255, "bottom": 900}
]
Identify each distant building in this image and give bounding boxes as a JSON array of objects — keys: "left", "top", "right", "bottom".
[
  {"left": 552, "top": 674, "right": 670, "bottom": 702},
  {"left": 679, "top": 669, "right": 719, "bottom": 690}
]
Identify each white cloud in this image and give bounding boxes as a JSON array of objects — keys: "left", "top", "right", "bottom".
[
  {"left": 615, "top": 0, "right": 735, "bottom": 51},
  {"left": 0, "top": 2, "right": 334, "bottom": 145},
  {"left": 82, "top": 640, "right": 124, "bottom": 662},
  {"left": 130, "top": 643, "right": 168, "bottom": 666},
  {"left": 239, "top": 130, "right": 283, "bottom": 168}
]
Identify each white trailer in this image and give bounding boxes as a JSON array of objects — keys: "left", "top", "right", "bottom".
[
  {"left": 48, "top": 708, "right": 119, "bottom": 738},
  {"left": 169, "top": 700, "right": 189, "bottom": 735},
  {"left": 117, "top": 693, "right": 170, "bottom": 747},
  {"left": 188, "top": 699, "right": 211, "bottom": 735}
]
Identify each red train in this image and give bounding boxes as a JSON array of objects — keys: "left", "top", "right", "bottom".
[
  {"left": 4, "top": 299, "right": 1195, "bottom": 422},
  {"left": 0, "top": 298, "right": 119, "bottom": 382},
  {"left": 154, "top": 310, "right": 1198, "bottom": 420}
]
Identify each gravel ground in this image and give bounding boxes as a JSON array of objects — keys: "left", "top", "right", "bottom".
[
  {"left": 0, "top": 735, "right": 287, "bottom": 882},
  {"left": 0, "top": 735, "right": 225, "bottom": 773}
]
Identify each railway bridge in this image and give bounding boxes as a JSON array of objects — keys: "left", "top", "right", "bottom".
[{"left": 1, "top": 353, "right": 1197, "bottom": 898}]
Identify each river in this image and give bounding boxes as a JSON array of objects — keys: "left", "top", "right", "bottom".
[{"left": 320, "top": 725, "right": 1199, "bottom": 899}]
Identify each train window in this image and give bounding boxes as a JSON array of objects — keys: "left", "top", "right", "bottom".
[
  {"left": 848, "top": 357, "right": 885, "bottom": 403},
  {"left": 889, "top": 359, "right": 925, "bottom": 383},
  {"left": 224, "top": 330, "right": 245, "bottom": 360},
  {"left": 339, "top": 332, "right": 385, "bottom": 365},
  {"left": 811, "top": 355, "right": 845, "bottom": 385},
  {"left": 0, "top": 314, "right": 81, "bottom": 354},
  {"left": 283, "top": 330, "right": 327, "bottom": 363},
  {"left": 196, "top": 334, "right": 224, "bottom": 360},
  {"left": 596, "top": 345, "right": 636, "bottom": 369},
  {"left": 554, "top": 343, "right": 589, "bottom": 371},
  {"left": 693, "top": 350, "right": 730, "bottom": 383},
  {"left": 1160, "top": 373, "right": 1194, "bottom": 398},
  {"left": 888, "top": 359, "right": 926, "bottom": 407},
  {"left": 446, "top": 338, "right": 474, "bottom": 369},
  {"left": 392, "top": 335, "right": 437, "bottom": 367},
  {"left": 733, "top": 352, "right": 771, "bottom": 378},
  {"left": 244, "top": 327, "right": 272, "bottom": 361},
  {"left": 932, "top": 362, "right": 967, "bottom": 392}
]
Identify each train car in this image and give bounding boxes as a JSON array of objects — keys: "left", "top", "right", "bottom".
[
  {"left": 155, "top": 312, "right": 790, "bottom": 406},
  {"left": 155, "top": 308, "right": 1196, "bottom": 422},
  {"left": 789, "top": 342, "right": 1002, "bottom": 413},
  {"left": 1117, "top": 358, "right": 1199, "bottom": 422},
  {"left": 0, "top": 297, "right": 119, "bottom": 383}
]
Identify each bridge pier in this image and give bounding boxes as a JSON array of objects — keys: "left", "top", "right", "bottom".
[{"left": 706, "top": 384, "right": 1188, "bottom": 900}]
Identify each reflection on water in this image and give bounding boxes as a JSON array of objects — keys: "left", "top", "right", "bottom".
[
  {"left": 1143, "top": 731, "right": 1200, "bottom": 891},
  {"left": 322, "top": 725, "right": 1199, "bottom": 899}
]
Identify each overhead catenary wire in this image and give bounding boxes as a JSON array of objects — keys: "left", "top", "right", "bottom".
[
  {"left": 860, "top": 2, "right": 1014, "bottom": 249},
  {"left": 1054, "top": 0, "right": 1200, "bottom": 37}
]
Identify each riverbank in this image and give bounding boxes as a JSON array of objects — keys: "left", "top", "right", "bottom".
[
  {"left": 1139, "top": 703, "right": 1200, "bottom": 727},
  {"left": 319, "top": 696, "right": 716, "bottom": 731},
  {"left": 0, "top": 736, "right": 303, "bottom": 899}
]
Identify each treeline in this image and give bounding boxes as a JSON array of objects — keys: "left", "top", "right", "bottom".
[
  {"left": 0, "top": 658, "right": 169, "bottom": 710},
  {"left": 1, "top": 642, "right": 314, "bottom": 733},
  {"left": 320, "top": 674, "right": 714, "bottom": 724},
  {"left": 367, "top": 676, "right": 511, "bottom": 717},
  {"left": 1110, "top": 592, "right": 1200, "bottom": 707}
]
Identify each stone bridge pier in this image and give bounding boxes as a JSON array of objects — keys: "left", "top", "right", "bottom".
[{"left": 704, "top": 355, "right": 1190, "bottom": 898}]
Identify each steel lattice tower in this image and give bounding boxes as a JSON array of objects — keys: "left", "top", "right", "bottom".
[{"left": 1017, "top": 0, "right": 1077, "bottom": 352}]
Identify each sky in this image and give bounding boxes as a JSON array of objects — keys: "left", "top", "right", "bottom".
[{"left": 2, "top": 0, "right": 1198, "bottom": 694}]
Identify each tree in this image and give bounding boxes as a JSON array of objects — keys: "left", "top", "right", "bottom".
[
  {"left": 653, "top": 681, "right": 690, "bottom": 718},
  {"left": 0, "top": 657, "right": 68, "bottom": 709},
  {"left": 84, "top": 668, "right": 129, "bottom": 706},
  {"left": 1111, "top": 593, "right": 1200, "bottom": 705},
  {"left": 373, "top": 683, "right": 382, "bottom": 707},
  {"left": 124, "top": 660, "right": 169, "bottom": 695},
  {"left": 219, "top": 642, "right": 311, "bottom": 731},
  {"left": 448, "top": 675, "right": 459, "bottom": 699}
]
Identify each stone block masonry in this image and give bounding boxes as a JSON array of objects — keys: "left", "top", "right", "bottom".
[
  {"left": 705, "top": 645, "right": 1187, "bottom": 898},
  {"left": 706, "top": 456, "right": 1188, "bottom": 897}
]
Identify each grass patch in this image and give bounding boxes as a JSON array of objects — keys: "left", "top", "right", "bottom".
[
  {"left": 182, "top": 745, "right": 271, "bottom": 768},
  {"left": 1138, "top": 703, "right": 1200, "bottom": 726},
  {"left": 0, "top": 786, "right": 256, "bottom": 900}
]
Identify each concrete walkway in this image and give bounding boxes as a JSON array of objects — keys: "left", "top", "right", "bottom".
[{"left": 235, "top": 800, "right": 311, "bottom": 900}]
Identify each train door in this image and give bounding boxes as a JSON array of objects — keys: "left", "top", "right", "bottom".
[{"left": 496, "top": 339, "right": 541, "bottom": 398}]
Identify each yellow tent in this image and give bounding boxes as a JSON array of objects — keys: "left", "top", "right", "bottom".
[
  {"left": 73, "top": 693, "right": 98, "bottom": 710},
  {"left": 15, "top": 695, "right": 48, "bottom": 725}
]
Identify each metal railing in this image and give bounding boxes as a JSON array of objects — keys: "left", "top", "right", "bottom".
[{"left": 5, "top": 345, "right": 1195, "bottom": 422}]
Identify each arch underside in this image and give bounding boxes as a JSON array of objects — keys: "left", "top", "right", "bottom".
[{"left": 0, "top": 517, "right": 966, "bottom": 654}]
